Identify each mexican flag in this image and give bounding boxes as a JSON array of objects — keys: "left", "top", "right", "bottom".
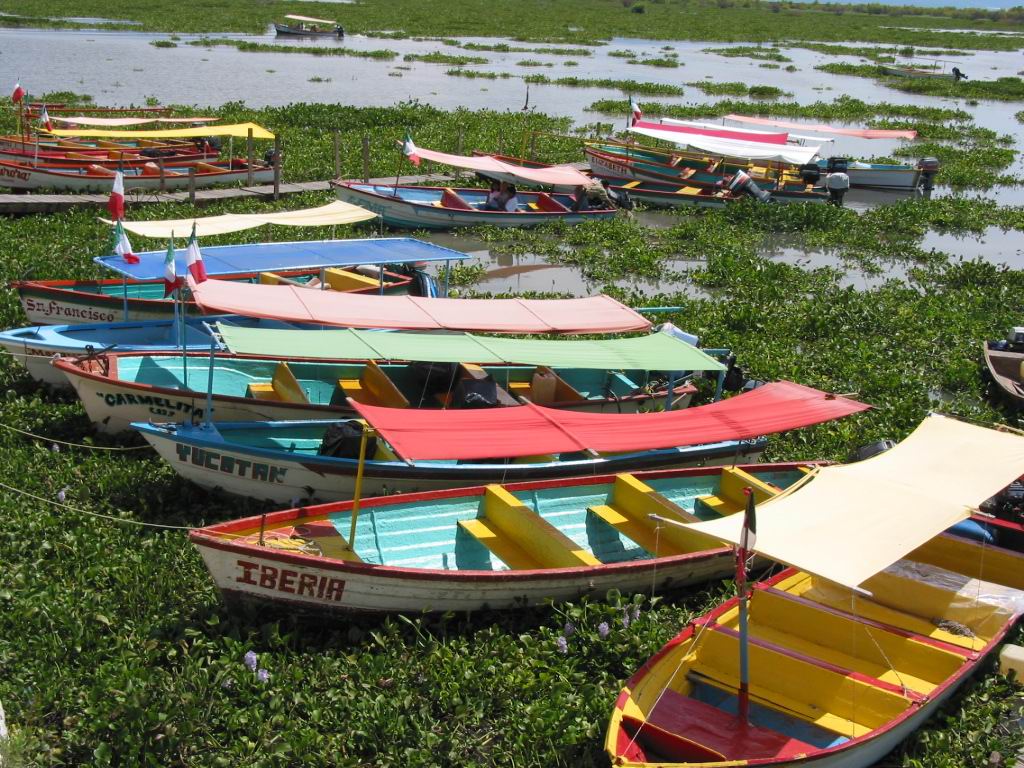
[
  {"left": 39, "top": 105, "right": 52, "bottom": 132},
  {"left": 11, "top": 82, "right": 25, "bottom": 104},
  {"left": 403, "top": 132, "right": 421, "bottom": 167},
  {"left": 630, "top": 98, "right": 642, "bottom": 126},
  {"left": 163, "top": 237, "right": 183, "bottom": 297},
  {"left": 186, "top": 224, "right": 207, "bottom": 283},
  {"left": 108, "top": 171, "right": 126, "bottom": 220},
  {"left": 113, "top": 220, "right": 139, "bottom": 264}
]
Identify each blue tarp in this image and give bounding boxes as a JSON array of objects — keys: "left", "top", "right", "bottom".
[{"left": 95, "top": 238, "right": 468, "bottom": 280}]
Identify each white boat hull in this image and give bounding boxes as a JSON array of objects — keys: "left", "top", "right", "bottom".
[
  {"left": 0, "top": 163, "right": 274, "bottom": 192},
  {"left": 0, "top": 339, "right": 68, "bottom": 387}
]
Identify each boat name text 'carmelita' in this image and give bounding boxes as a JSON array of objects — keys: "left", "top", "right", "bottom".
[{"left": 96, "top": 390, "right": 205, "bottom": 420}]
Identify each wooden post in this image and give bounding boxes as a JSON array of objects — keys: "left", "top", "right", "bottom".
[
  {"left": 188, "top": 166, "right": 196, "bottom": 205},
  {"left": 273, "top": 135, "right": 281, "bottom": 200},
  {"left": 157, "top": 156, "right": 166, "bottom": 193},
  {"left": 361, "top": 135, "right": 370, "bottom": 182},
  {"left": 246, "top": 127, "right": 254, "bottom": 186},
  {"left": 333, "top": 130, "right": 341, "bottom": 179},
  {"left": 455, "top": 126, "right": 464, "bottom": 180}
]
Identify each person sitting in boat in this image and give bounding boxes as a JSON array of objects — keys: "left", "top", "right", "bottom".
[
  {"left": 500, "top": 184, "right": 521, "bottom": 212},
  {"left": 483, "top": 180, "right": 504, "bottom": 210},
  {"left": 571, "top": 179, "right": 613, "bottom": 212}
]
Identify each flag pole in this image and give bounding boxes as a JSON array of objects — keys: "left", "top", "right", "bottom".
[
  {"left": 393, "top": 133, "right": 406, "bottom": 198},
  {"left": 737, "top": 487, "right": 754, "bottom": 727}
]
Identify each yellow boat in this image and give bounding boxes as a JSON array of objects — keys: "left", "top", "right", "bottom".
[{"left": 606, "top": 414, "right": 1024, "bottom": 768}]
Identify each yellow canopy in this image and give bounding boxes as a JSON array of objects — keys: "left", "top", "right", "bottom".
[
  {"left": 100, "top": 201, "right": 376, "bottom": 238},
  {"left": 47, "top": 122, "right": 274, "bottom": 140},
  {"left": 683, "top": 415, "right": 1024, "bottom": 589}
]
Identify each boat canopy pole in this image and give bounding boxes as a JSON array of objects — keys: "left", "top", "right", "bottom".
[
  {"left": 202, "top": 321, "right": 220, "bottom": 428},
  {"left": 347, "top": 427, "right": 372, "bottom": 550},
  {"left": 122, "top": 276, "right": 129, "bottom": 322},
  {"left": 737, "top": 489, "right": 755, "bottom": 726},
  {"left": 443, "top": 259, "right": 450, "bottom": 297}
]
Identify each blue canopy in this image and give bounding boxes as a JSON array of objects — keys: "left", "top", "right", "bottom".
[{"left": 95, "top": 238, "right": 469, "bottom": 281}]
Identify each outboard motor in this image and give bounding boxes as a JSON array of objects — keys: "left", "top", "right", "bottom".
[
  {"left": 198, "top": 136, "right": 223, "bottom": 153},
  {"left": 848, "top": 439, "right": 896, "bottom": 463},
  {"left": 916, "top": 157, "right": 940, "bottom": 191},
  {"left": 798, "top": 163, "right": 821, "bottom": 186},
  {"left": 728, "top": 170, "right": 771, "bottom": 203},
  {"left": 1007, "top": 327, "right": 1024, "bottom": 352},
  {"left": 263, "top": 148, "right": 283, "bottom": 167},
  {"left": 826, "top": 156, "right": 848, "bottom": 174},
  {"left": 721, "top": 354, "right": 747, "bottom": 392},
  {"left": 825, "top": 172, "right": 850, "bottom": 206}
]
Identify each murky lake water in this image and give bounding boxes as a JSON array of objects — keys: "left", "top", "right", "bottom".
[{"left": 4, "top": 24, "right": 1024, "bottom": 294}]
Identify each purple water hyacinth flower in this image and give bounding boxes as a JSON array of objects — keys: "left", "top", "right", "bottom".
[
  {"left": 50, "top": 443, "right": 59, "bottom": 453},
  {"left": 57, "top": 487, "right": 68, "bottom": 503},
  {"left": 257, "top": 668, "right": 270, "bottom": 683},
  {"left": 621, "top": 609, "right": 631, "bottom": 629},
  {"left": 563, "top": 621, "right": 576, "bottom": 638},
  {"left": 555, "top": 636, "right": 569, "bottom": 654},
  {"left": 243, "top": 650, "right": 258, "bottom": 671},
  {"left": 630, "top": 604, "right": 641, "bottom": 623},
  {"left": 598, "top": 622, "right": 610, "bottom": 639}
]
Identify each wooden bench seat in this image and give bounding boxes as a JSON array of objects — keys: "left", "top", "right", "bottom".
[
  {"left": 587, "top": 473, "right": 705, "bottom": 556},
  {"left": 339, "top": 360, "right": 409, "bottom": 409},
  {"left": 458, "top": 485, "right": 599, "bottom": 569},
  {"left": 246, "top": 362, "right": 309, "bottom": 403},
  {"left": 323, "top": 267, "right": 380, "bottom": 292},
  {"left": 697, "top": 466, "right": 781, "bottom": 517}
]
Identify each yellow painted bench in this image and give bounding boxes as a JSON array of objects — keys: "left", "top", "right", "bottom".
[
  {"left": 323, "top": 267, "right": 380, "bottom": 292},
  {"left": 339, "top": 360, "right": 410, "bottom": 409},
  {"left": 588, "top": 473, "right": 707, "bottom": 556},
  {"left": 258, "top": 271, "right": 321, "bottom": 289},
  {"left": 458, "top": 485, "right": 600, "bottom": 569},
  {"left": 246, "top": 362, "right": 309, "bottom": 404},
  {"left": 697, "top": 466, "right": 780, "bottom": 517}
]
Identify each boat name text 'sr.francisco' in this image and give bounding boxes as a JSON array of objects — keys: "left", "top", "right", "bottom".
[
  {"left": 175, "top": 444, "right": 289, "bottom": 483},
  {"left": 97, "top": 390, "right": 204, "bottom": 420},
  {"left": 235, "top": 559, "right": 346, "bottom": 602},
  {"left": 23, "top": 298, "right": 117, "bottom": 323}
]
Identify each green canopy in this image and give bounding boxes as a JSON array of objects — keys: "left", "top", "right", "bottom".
[{"left": 217, "top": 325, "right": 725, "bottom": 371}]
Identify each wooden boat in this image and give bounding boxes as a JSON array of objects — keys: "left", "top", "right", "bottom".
[
  {"left": 24, "top": 104, "right": 173, "bottom": 116},
  {"left": 12, "top": 236, "right": 455, "bottom": 325},
  {"left": 190, "top": 462, "right": 817, "bottom": 614},
  {"left": 332, "top": 182, "right": 617, "bottom": 230},
  {"left": 588, "top": 139, "right": 932, "bottom": 191},
  {"left": 14, "top": 266, "right": 418, "bottom": 326},
  {"left": 0, "top": 316, "right": 306, "bottom": 389},
  {"left": 606, "top": 414, "right": 1024, "bottom": 768},
  {"left": 0, "top": 158, "right": 272, "bottom": 192},
  {"left": 585, "top": 147, "right": 827, "bottom": 204},
  {"left": 605, "top": 178, "right": 826, "bottom": 209},
  {"left": 0, "top": 145, "right": 219, "bottom": 167},
  {"left": 879, "top": 65, "right": 954, "bottom": 80},
  {"left": 274, "top": 14, "right": 343, "bottom": 36},
  {"left": 983, "top": 337, "right": 1024, "bottom": 409},
  {"left": 54, "top": 340, "right": 705, "bottom": 433},
  {"left": 608, "top": 536, "right": 1023, "bottom": 767},
  {"left": 0, "top": 134, "right": 196, "bottom": 153},
  {"left": 132, "top": 381, "right": 868, "bottom": 503}
]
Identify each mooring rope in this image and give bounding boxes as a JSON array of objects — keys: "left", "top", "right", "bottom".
[{"left": 0, "top": 421, "right": 151, "bottom": 451}]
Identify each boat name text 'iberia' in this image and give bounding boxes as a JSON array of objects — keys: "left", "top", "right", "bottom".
[{"left": 235, "top": 560, "right": 346, "bottom": 602}]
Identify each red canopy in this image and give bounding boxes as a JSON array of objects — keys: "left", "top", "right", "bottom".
[
  {"left": 189, "top": 277, "right": 651, "bottom": 334},
  {"left": 350, "top": 381, "right": 870, "bottom": 461},
  {"left": 632, "top": 119, "right": 789, "bottom": 145}
]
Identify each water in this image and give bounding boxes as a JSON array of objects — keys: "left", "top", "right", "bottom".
[{"left": 5, "top": 25, "right": 1024, "bottom": 295}]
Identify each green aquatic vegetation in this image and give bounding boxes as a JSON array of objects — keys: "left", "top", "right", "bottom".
[
  {"left": 760, "top": 63, "right": 780, "bottom": 70},
  {"left": 522, "top": 75, "right": 684, "bottom": 96},
  {"left": 627, "top": 57, "right": 679, "bottom": 68},
  {"left": 188, "top": 38, "right": 398, "bottom": 60},
  {"left": 705, "top": 45, "right": 791, "bottom": 62},
  {"left": 608, "top": 49, "right": 636, "bottom": 58},
  {"left": 404, "top": 51, "right": 487, "bottom": 65},
  {"left": 748, "top": 85, "right": 786, "bottom": 99},
  {"left": 149, "top": 39, "right": 176, "bottom": 48},
  {"left": 688, "top": 81, "right": 749, "bottom": 96},
  {"left": 462, "top": 42, "right": 591, "bottom": 56},
  {"left": 445, "top": 68, "right": 511, "bottom": 79},
  {"left": 517, "top": 59, "right": 551, "bottom": 67},
  {"left": 816, "top": 63, "right": 1024, "bottom": 102}
]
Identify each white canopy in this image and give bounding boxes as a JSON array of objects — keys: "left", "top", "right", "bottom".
[
  {"left": 683, "top": 415, "right": 1024, "bottom": 589},
  {"left": 629, "top": 123, "right": 821, "bottom": 165},
  {"left": 99, "top": 201, "right": 376, "bottom": 238},
  {"left": 50, "top": 116, "right": 218, "bottom": 127},
  {"left": 660, "top": 117, "right": 833, "bottom": 144},
  {"left": 285, "top": 14, "right": 337, "bottom": 23},
  {"left": 413, "top": 146, "right": 592, "bottom": 188}
]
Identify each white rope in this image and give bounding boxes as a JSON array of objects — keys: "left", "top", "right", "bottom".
[
  {"left": 0, "top": 421, "right": 151, "bottom": 451},
  {"left": 0, "top": 479, "right": 195, "bottom": 530}
]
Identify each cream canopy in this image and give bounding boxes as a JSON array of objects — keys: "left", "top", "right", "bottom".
[
  {"left": 683, "top": 415, "right": 1024, "bottom": 589},
  {"left": 48, "top": 122, "right": 274, "bottom": 140},
  {"left": 99, "top": 201, "right": 376, "bottom": 238}
]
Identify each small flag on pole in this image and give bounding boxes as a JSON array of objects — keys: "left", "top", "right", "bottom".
[
  {"left": 39, "top": 105, "right": 52, "bottom": 132},
  {"left": 108, "top": 171, "right": 126, "bottom": 220},
  {"left": 402, "top": 132, "right": 421, "bottom": 167},
  {"left": 11, "top": 82, "right": 25, "bottom": 104},
  {"left": 113, "top": 220, "right": 139, "bottom": 264},
  {"left": 630, "top": 98, "right": 642, "bottom": 126},
  {"left": 186, "top": 224, "right": 207, "bottom": 283},
  {"left": 163, "top": 236, "right": 183, "bottom": 297},
  {"left": 739, "top": 488, "right": 757, "bottom": 553}
]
